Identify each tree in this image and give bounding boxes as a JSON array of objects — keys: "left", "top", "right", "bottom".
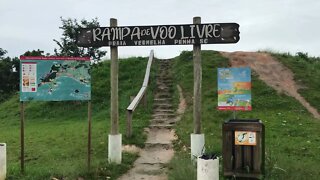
[
  {"left": 0, "top": 48, "right": 49, "bottom": 103},
  {"left": 23, "top": 49, "right": 46, "bottom": 56},
  {"left": 0, "top": 48, "right": 7, "bottom": 58},
  {"left": 0, "top": 49, "right": 19, "bottom": 102},
  {"left": 53, "top": 17, "right": 106, "bottom": 63}
]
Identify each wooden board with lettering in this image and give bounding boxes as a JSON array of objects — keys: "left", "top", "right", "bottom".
[{"left": 76, "top": 23, "right": 240, "bottom": 47}]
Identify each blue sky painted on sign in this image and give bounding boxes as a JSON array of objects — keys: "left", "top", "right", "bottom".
[
  {"left": 218, "top": 67, "right": 251, "bottom": 90},
  {"left": 1, "top": 0, "right": 319, "bottom": 58}
]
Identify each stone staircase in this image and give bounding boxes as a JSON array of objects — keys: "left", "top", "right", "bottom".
[{"left": 118, "top": 59, "right": 177, "bottom": 180}]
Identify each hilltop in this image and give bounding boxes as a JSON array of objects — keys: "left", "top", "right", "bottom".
[
  {"left": 1, "top": 51, "right": 320, "bottom": 179},
  {"left": 168, "top": 50, "right": 320, "bottom": 180}
]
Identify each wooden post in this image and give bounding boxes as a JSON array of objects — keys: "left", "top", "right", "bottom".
[
  {"left": 126, "top": 110, "right": 132, "bottom": 138},
  {"left": 193, "top": 16, "right": 202, "bottom": 134},
  {"left": 87, "top": 101, "right": 92, "bottom": 171},
  {"left": 142, "top": 92, "right": 147, "bottom": 107},
  {"left": 110, "top": 18, "right": 119, "bottom": 135},
  {"left": 20, "top": 102, "right": 25, "bottom": 174}
]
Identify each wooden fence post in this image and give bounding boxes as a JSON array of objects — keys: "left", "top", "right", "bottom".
[
  {"left": 20, "top": 102, "right": 25, "bottom": 174},
  {"left": 110, "top": 18, "right": 119, "bottom": 135},
  {"left": 87, "top": 101, "right": 92, "bottom": 171},
  {"left": 126, "top": 111, "right": 132, "bottom": 137},
  {"left": 193, "top": 16, "right": 202, "bottom": 134},
  {"left": 142, "top": 92, "right": 147, "bottom": 107},
  {"left": 108, "top": 18, "right": 122, "bottom": 164}
]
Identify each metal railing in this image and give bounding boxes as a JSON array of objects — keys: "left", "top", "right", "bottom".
[{"left": 126, "top": 50, "right": 154, "bottom": 137}]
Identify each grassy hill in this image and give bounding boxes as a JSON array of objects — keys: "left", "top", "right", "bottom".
[
  {"left": 0, "top": 56, "right": 157, "bottom": 179},
  {"left": 271, "top": 52, "right": 320, "bottom": 112},
  {"left": 1, "top": 51, "right": 320, "bottom": 180},
  {"left": 168, "top": 50, "right": 320, "bottom": 180}
]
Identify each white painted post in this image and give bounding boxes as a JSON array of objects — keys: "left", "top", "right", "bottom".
[
  {"left": 191, "top": 16, "right": 205, "bottom": 161},
  {"left": 191, "top": 133, "right": 205, "bottom": 161},
  {"left": 108, "top": 18, "right": 122, "bottom": 164},
  {"left": 197, "top": 157, "right": 219, "bottom": 180},
  {"left": 108, "top": 134, "right": 122, "bottom": 163},
  {"left": 0, "top": 143, "right": 6, "bottom": 180}
]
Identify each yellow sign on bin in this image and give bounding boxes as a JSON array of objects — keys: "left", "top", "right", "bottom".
[{"left": 235, "top": 131, "right": 256, "bottom": 146}]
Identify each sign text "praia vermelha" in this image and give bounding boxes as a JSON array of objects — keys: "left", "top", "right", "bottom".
[{"left": 76, "top": 23, "right": 240, "bottom": 47}]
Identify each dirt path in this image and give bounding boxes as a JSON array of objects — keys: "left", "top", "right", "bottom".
[
  {"left": 221, "top": 51, "right": 320, "bottom": 119},
  {"left": 119, "top": 59, "right": 186, "bottom": 180}
]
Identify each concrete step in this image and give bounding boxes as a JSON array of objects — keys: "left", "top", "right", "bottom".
[
  {"left": 129, "top": 164, "right": 165, "bottom": 176},
  {"left": 153, "top": 103, "right": 173, "bottom": 109},
  {"left": 154, "top": 98, "right": 172, "bottom": 101},
  {"left": 156, "top": 85, "right": 171, "bottom": 90},
  {"left": 152, "top": 114, "right": 175, "bottom": 119},
  {"left": 135, "top": 145, "right": 174, "bottom": 165},
  {"left": 155, "top": 93, "right": 171, "bottom": 97},
  {"left": 156, "top": 84, "right": 172, "bottom": 88},
  {"left": 151, "top": 118, "right": 176, "bottom": 124},
  {"left": 145, "top": 128, "right": 175, "bottom": 144},
  {"left": 148, "top": 124, "right": 173, "bottom": 129},
  {"left": 144, "top": 143, "right": 173, "bottom": 150},
  {"left": 155, "top": 87, "right": 171, "bottom": 92},
  {"left": 153, "top": 109, "right": 174, "bottom": 113},
  {"left": 157, "top": 77, "right": 172, "bottom": 80},
  {"left": 153, "top": 101, "right": 172, "bottom": 105},
  {"left": 151, "top": 118, "right": 177, "bottom": 124}
]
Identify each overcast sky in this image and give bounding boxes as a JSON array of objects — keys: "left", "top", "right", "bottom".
[{"left": 1, "top": 0, "right": 319, "bottom": 59}]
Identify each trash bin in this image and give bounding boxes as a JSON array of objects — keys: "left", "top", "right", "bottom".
[
  {"left": 222, "top": 119, "right": 265, "bottom": 179},
  {"left": 197, "top": 153, "right": 219, "bottom": 180},
  {"left": 0, "top": 143, "right": 6, "bottom": 180}
]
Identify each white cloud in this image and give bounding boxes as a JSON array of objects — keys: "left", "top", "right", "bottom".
[{"left": 0, "top": 0, "right": 319, "bottom": 58}]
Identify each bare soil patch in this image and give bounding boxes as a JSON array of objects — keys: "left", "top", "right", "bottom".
[{"left": 221, "top": 51, "right": 320, "bottom": 119}]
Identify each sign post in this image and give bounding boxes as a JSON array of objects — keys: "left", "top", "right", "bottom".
[
  {"left": 193, "top": 16, "right": 202, "bottom": 135},
  {"left": 108, "top": 18, "right": 122, "bottom": 164},
  {"left": 191, "top": 17, "right": 205, "bottom": 161},
  {"left": 20, "top": 102, "right": 25, "bottom": 174},
  {"left": 87, "top": 100, "right": 92, "bottom": 170}
]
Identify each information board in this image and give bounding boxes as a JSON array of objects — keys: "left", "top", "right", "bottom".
[
  {"left": 20, "top": 56, "right": 91, "bottom": 101},
  {"left": 217, "top": 67, "right": 251, "bottom": 111}
]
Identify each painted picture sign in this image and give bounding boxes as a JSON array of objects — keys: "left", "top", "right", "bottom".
[
  {"left": 234, "top": 131, "right": 256, "bottom": 146},
  {"left": 76, "top": 23, "right": 240, "bottom": 47},
  {"left": 20, "top": 56, "right": 91, "bottom": 101},
  {"left": 217, "top": 67, "right": 251, "bottom": 111}
]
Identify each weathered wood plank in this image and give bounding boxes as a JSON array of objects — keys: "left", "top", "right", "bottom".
[
  {"left": 223, "top": 130, "right": 233, "bottom": 172},
  {"left": 142, "top": 50, "right": 154, "bottom": 87},
  {"left": 76, "top": 24, "right": 240, "bottom": 47},
  {"left": 127, "top": 87, "right": 147, "bottom": 111},
  {"left": 193, "top": 16, "right": 202, "bottom": 134},
  {"left": 110, "top": 18, "right": 119, "bottom": 135},
  {"left": 126, "top": 50, "right": 154, "bottom": 137},
  {"left": 243, "top": 146, "right": 252, "bottom": 171},
  {"left": 126, "top": 110, "right": 133, "bottom": 138},
  {"left": 234, "top": 145, "right": 243, "bottom": 170},
  {"left": 253, "top": 132, "right": 262, "bottom": 171}
]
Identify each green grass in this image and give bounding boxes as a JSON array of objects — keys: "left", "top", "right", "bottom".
[
  {"left": 168, "top": 50, "right": 320, "bottom": 180},
  {"left": 271, "top": 52, "right": 320, "bottom": 111},
  {"left": 0, "top": 56, "right": 157, "bottom": 179}
]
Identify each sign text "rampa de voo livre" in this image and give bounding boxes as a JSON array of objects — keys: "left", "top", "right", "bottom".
[{"left": 76, "top": 23, "right": 240, "bottom": 47}]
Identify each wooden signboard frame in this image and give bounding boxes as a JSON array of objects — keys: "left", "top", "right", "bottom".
[
  {"left": 75, "top": 16, "right": 240, "bottom": 165},
  {"left": 77, "top": 23, "right": 239, "bottom": 47},
  {"left": 19, "top": 57, "right": 92, "bottom": 173}
]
